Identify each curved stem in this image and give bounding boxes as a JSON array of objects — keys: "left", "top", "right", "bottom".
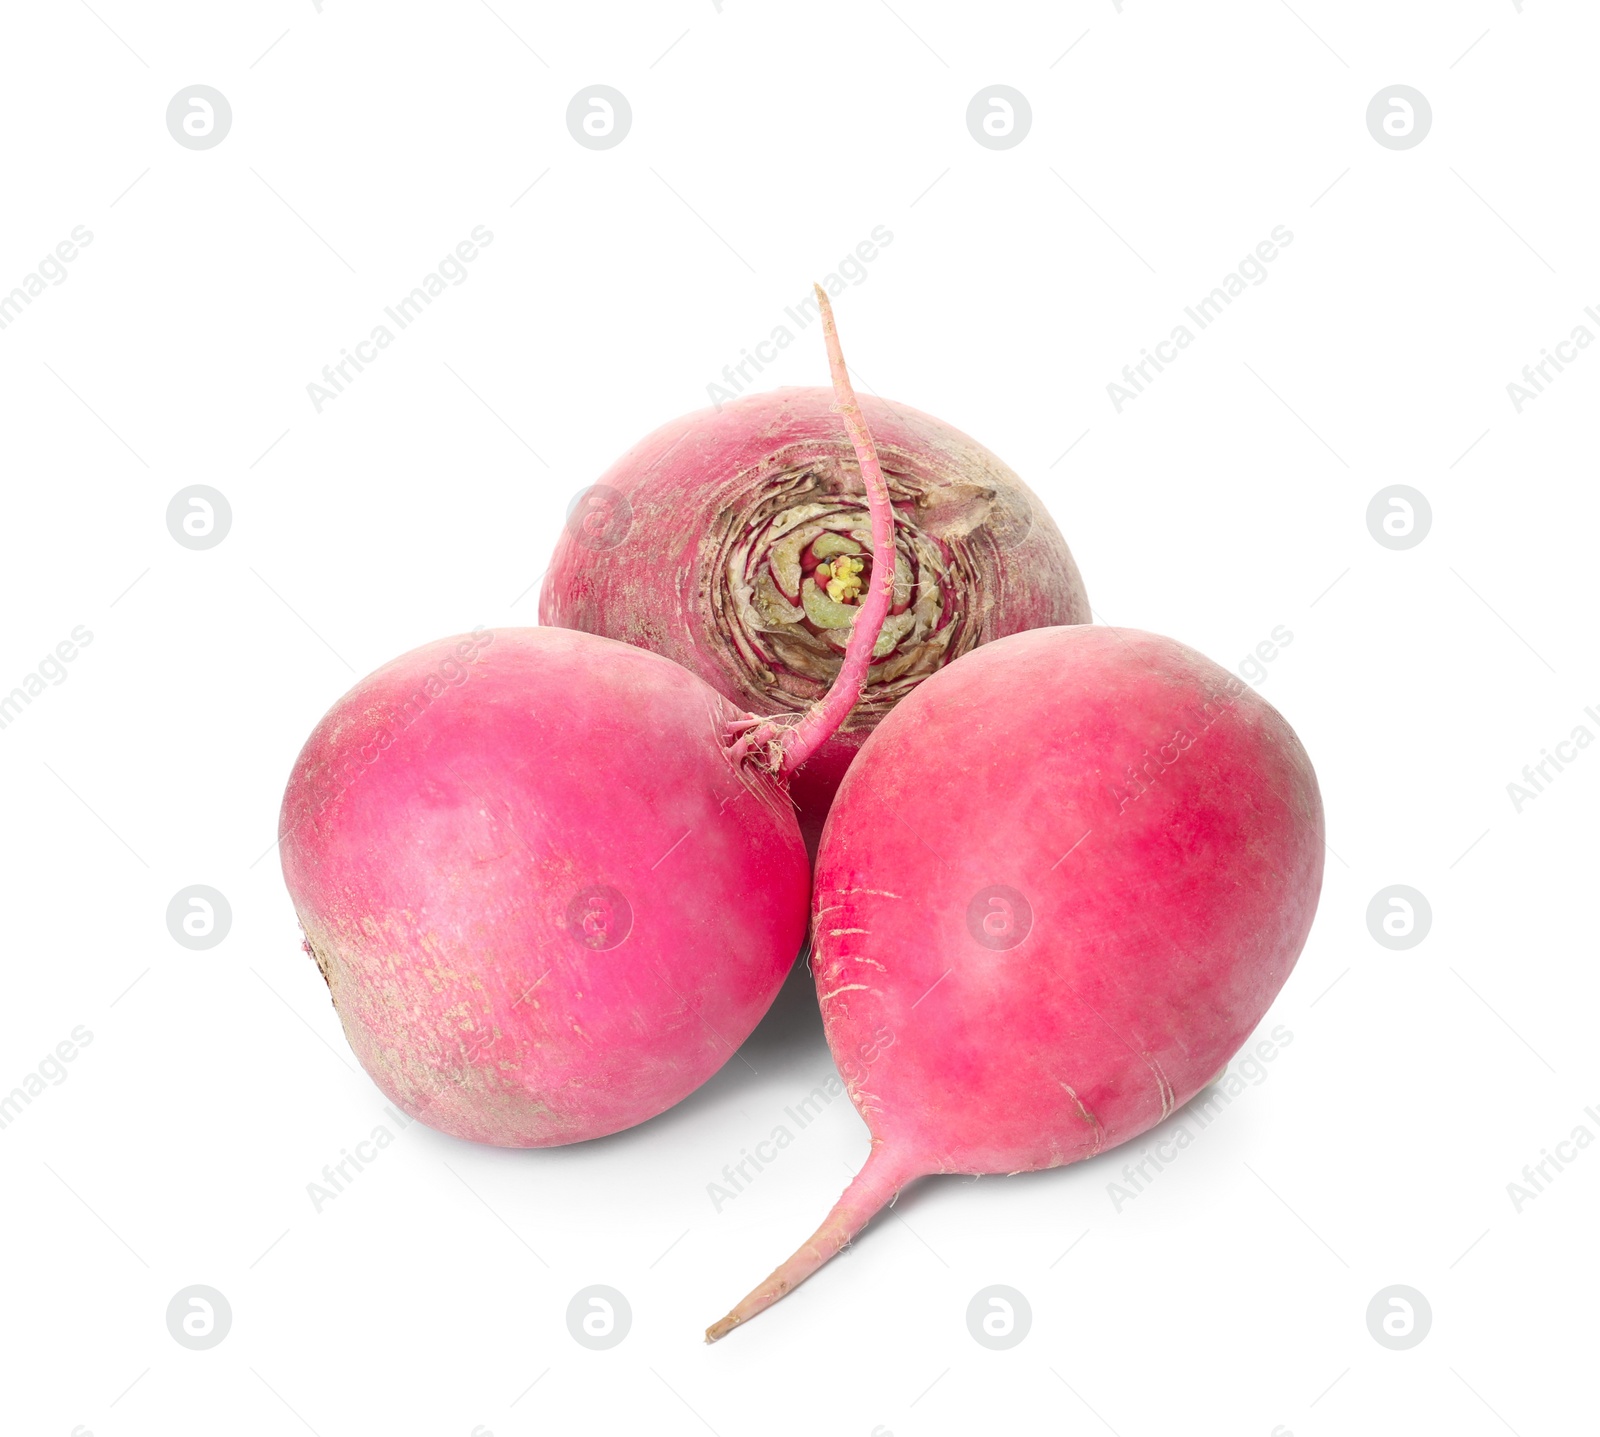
[
  {"left": 733, "top": 285, "right": 895, "bottom": 779},
  {"left": 705, "top": 1142, "right": 921, "bottom": 1342}
]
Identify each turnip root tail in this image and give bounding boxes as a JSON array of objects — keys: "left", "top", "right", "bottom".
[
  {"left": 705, "top": 1142, "right": 920, "bottom": 1342},
  {"left": 732, "top": 285, "right": 897, "bottom": 779}
]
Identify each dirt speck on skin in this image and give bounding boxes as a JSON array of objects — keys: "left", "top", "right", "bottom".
[{"left": 303, "top": 931, "right": 335, "bottom": 992}]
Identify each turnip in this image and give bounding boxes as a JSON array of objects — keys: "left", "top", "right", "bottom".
[
  {"left": 707, "top": 624, "right": 1323, "bottom": 1339},
  {"left": 540, "top": 352, "right": 1089, "bottom": 848},
  {"left": 278, "top": 289, "right": 897, "bottom": 1146}
]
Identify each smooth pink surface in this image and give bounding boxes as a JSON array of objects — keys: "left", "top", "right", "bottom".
[
  {"left": 539, "top": 387, "right": 1089, "bottom": 844},
  {"left": 813, "top": 625, "right": 1325, "bottom": 1175},
  {"left": 279, "top": 627, "right": 808, "bottom": 1147}
]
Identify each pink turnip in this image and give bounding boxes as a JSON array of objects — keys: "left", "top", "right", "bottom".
[
  {"left": 278, "top": 289, "right": 897, "bottom": 1146},
  {"left": 707, "top": 624, "right": 1323, "bottom": 1338},
  {"left": 540, "top": 365, "right": 1090, "bottom": 849}
]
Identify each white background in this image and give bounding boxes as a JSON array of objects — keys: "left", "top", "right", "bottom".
[{"left": 2, "top": 2, "right": 1595, "bottom": 1434}]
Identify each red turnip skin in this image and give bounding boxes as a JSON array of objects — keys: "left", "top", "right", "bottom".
[
  {"left": 280, "top": 627, "right": 808, "bottom": 1144},
  {"left": 278, "top": 290, "right": 897, "bottom": 1147},
  {"left": 707, "top": 624, "right": 1324, "bottom": 1339},
  {"left": 540, "top": 386, "right": 1089, "bottom": 848}
]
